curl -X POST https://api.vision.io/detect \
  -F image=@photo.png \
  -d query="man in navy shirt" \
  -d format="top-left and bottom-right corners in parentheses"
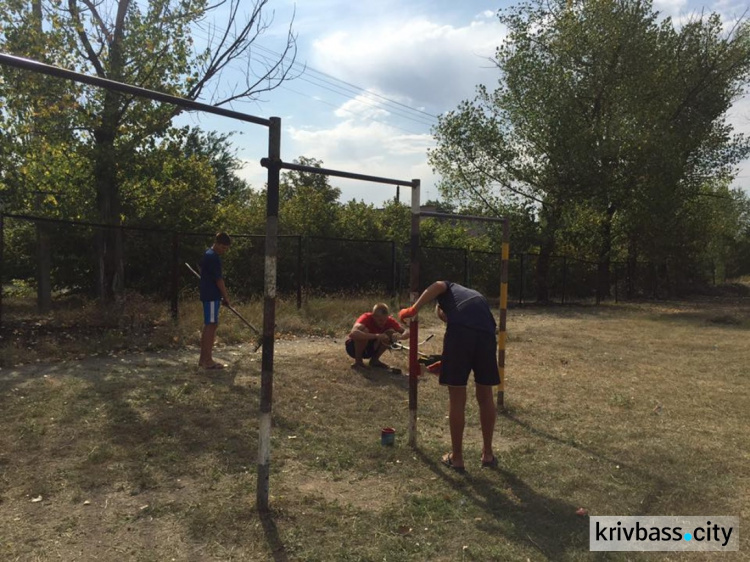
top-left (199, 232), bottom-right (232, 369)
top-left (400, 281), bottom-right (500, 472)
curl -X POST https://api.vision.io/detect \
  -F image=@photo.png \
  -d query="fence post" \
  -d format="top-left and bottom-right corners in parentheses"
top-left (561, 256), bottom-right (567, 304)
top-left (497, 219), bottom-right (510, 411)
top-left (296, 235), bottom-right (303, 310)
top-left (519, 253), bottom-right (525, 305)
top-left (35, 215), bottom-right (52, 314)
top-left (170, 232), bottom-right (180, 320)
top-left (595, 260), bottom-right (601, 305)
top-left (390, 240), bottom-right (397, 297)
top-left (463, 249), bottom-right (469, 286)
top-left (614, 262), bottom-right (619, 303)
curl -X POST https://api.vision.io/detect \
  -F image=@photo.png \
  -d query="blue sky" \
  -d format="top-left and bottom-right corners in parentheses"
top-left (179, 0), bottom-right (750, 205)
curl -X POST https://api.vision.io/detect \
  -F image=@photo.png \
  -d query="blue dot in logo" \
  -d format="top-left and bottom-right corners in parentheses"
top-left (684, 533), bottom-right (693, 541)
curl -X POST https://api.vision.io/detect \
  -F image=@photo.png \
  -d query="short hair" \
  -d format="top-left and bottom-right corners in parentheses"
top-left (215, 232), bottom-right (231, 246)
top-left (372, 303), bottom-right (390, 316)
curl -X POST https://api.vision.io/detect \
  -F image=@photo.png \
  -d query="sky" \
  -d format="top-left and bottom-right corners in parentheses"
top-left (178, 0), bottom-right (750, 206)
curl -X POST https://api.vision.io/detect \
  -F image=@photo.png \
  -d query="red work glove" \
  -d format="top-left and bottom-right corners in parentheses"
top-left (426, 361), bottom-right (442, 375)
top-left (398, 306), bottom-right (418, 322)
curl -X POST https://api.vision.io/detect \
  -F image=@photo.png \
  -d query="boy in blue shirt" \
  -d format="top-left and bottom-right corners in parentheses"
top-left (199, 232), bottom-right (232, 369)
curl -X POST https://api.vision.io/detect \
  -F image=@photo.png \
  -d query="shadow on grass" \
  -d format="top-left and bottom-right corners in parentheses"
top-left (501, 410), bottom-right (672, 515)
top-left (261, 511), bottom-right (290, 562)
top-left (413, 446), bottom-right (587, 559)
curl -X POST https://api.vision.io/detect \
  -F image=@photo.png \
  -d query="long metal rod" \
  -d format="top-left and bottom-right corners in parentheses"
top-left (408, 180), bottom-right (421, 447)
top-left (257, 117), bottom-right (282, 512)
top-left (261, 158), bottom-right (414, 187)
top-left (0, 53), bottom-right (271, 127)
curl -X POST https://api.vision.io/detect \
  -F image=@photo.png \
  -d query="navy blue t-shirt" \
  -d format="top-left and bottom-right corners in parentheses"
top-left (199, 248), bottom-right (223, 301)
top-left (436, 281), bottom-right (496, 334)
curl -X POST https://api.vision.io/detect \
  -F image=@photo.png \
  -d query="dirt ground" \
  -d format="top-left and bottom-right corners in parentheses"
top-left (1, 298), bottom-right (749, 561)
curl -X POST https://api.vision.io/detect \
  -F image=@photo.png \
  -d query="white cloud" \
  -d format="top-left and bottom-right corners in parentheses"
top-left (334, 95), bottom-right (391, 121)
top-left (727, 94), bottom-right (750, 195)
top-left (654, 0), bottom-right (689, 18)
top-left (310, 16), bottom-right (506, 113)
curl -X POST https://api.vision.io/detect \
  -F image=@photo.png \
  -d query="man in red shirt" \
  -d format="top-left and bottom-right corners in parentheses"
top-left (346, 303), bottom-right (408, 369)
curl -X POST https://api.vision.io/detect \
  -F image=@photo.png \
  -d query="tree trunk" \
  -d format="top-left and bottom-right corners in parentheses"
top-left (94, 91), bottom-right (124, 301)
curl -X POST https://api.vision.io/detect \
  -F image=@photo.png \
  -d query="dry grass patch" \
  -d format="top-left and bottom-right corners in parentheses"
top-left (0, 293), bottom-right (748, 560)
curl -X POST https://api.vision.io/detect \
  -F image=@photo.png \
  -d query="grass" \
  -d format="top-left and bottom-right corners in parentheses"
top-left (0, 291), bottom-right (748, 560)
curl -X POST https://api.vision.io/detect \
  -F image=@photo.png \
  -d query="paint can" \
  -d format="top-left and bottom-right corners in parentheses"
top-left (381, 427), bottom-right (395, 446)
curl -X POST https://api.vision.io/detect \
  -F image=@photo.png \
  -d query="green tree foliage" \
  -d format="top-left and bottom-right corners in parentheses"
top-left (0, 0), bottom-right (297, 300)
top-left (279, 157), bottom-right (341, 237)
top-left (430, 0), bottom-right (750, 299)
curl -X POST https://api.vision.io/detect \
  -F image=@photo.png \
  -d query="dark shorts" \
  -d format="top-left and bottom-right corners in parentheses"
top-left (439, 324), bottom-right (500, 387)
top-left (345, 339), bottom-right (377, 359)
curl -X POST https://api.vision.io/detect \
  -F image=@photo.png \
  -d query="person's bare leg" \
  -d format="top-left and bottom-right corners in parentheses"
top-left (352, 338), bottom-right (368, 367)
top-left (447, 386), bottom-right (467, 467)
top-left (199, 323), bottom-right (218, 366)
top-left (476, 384), bottom-right (497, 463)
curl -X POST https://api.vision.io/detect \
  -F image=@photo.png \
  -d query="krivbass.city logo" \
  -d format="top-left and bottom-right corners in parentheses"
top-left (589, 516), bottom-right (739, 552)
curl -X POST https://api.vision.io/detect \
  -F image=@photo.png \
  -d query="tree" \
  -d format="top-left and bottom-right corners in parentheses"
top-left (279, 157), bottom-right (341, 237)
top-left (1, 0), bottom-right (297, 300)
top-left (430, 0), bottom-right (750, 300)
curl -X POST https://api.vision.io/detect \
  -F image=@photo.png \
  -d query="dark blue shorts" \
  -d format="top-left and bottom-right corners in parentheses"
top-left (345, 339), bottom-right (378, 359)
top-left (439, 324), bottom-right (500, 387)
top-left (202, 300), bottom-right (221, 325)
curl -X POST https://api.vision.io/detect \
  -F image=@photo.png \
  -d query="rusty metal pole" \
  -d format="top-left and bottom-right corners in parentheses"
top-left (257, 117), bottom-right (281, 512)
top-left (408, 179), bottom-right (421, 447)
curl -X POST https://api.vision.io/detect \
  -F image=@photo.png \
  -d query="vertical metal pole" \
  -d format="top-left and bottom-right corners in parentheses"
top-left (561, 256), bottom-right (567, 304)
top-left (408, 179), bottom-right (421, 447)
top-left (0, 214), bottom-right (4, 327)
top-left (257, 117), bottom-right (281, 512)
top-left (497, 219), bottom-right (509, 411)
top-left (296, 235), bottom-right (302, 310)
top-left (519, 253), bottom-right (525, 305)
top-left (170, 232), bottom-right (179, 320)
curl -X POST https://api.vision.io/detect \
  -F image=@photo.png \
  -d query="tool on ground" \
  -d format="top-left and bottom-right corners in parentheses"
top-left (185, 262), bottom-right (263, 352)
top-left (389, 333), bottom-right (434, 358)
top-left (389, 334), bottom-right (440, 374)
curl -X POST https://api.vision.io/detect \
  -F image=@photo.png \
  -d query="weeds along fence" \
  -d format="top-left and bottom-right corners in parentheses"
top-left (0, 213), bottom-right (722, 325)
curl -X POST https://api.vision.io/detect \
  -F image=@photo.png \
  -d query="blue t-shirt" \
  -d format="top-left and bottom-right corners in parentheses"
top-left (436, 281), bottom-right (496, 334)
top-left (199, 248), bottom-right (223, 301)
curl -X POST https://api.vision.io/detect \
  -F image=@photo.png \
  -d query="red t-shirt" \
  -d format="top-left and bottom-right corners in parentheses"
top-left (355, 312), bottom-right (401, 334)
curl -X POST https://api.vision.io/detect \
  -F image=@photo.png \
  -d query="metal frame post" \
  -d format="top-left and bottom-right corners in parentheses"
top-left (408, 180), bottom-right (421, 447)
top-left (257, 117), bottom-right (281, 512)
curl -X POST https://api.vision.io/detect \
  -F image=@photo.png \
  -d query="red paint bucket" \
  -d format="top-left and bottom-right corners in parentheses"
top-left (381, 427), bottom-right (395, 446)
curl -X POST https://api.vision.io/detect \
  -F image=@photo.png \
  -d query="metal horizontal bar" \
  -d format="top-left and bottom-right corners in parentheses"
top-left (261, 158), bottom-right (414, 187)
top-left (420, 211), bottom-right (508, 223)
top-left (0, 53), bottom-right (271, 127)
